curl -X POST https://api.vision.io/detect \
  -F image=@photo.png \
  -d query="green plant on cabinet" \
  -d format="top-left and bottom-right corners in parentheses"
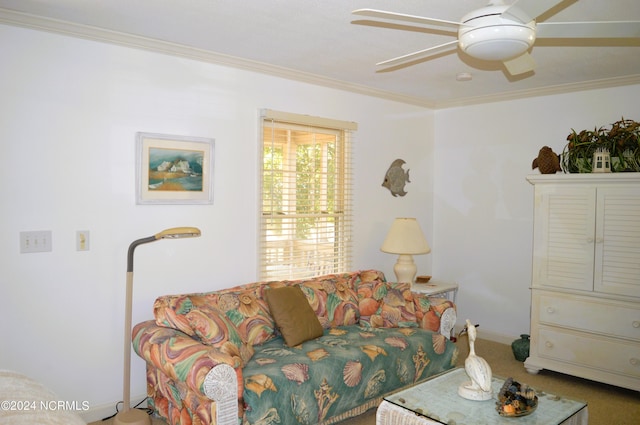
top-left (561, 118), bottom-right (640, 173)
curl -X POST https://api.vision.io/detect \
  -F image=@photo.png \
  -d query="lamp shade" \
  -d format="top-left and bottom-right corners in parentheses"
top-left (380, 218), bottom-right (431, 255)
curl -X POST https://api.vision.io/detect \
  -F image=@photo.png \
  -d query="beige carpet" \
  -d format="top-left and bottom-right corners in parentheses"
top-left (92, 338), bottom-right (639, 425)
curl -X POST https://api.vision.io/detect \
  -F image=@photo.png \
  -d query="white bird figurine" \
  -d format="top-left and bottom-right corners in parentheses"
top-left (458, 319), bottom-right (493, 401)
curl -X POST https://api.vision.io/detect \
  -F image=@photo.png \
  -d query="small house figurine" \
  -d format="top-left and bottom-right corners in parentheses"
top-left (592, 147), bottom-right (611, 173)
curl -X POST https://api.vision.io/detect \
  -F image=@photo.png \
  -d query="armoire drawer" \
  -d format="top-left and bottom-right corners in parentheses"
top-left (535, 293), bottom-right (640, 341)
top-left (536, 326), bottom-right (640, 377)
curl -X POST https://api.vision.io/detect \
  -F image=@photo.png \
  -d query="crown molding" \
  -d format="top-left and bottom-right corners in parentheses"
top-left (434, 74), bottom-right (640, 109)
top-left (0, 8), bottom-right (435, 108)
top-left (1, 7), bottom-right (638, 110)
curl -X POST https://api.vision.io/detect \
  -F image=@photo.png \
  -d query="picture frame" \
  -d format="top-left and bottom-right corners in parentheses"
top-left (136, 132), bottom-right (215, 204)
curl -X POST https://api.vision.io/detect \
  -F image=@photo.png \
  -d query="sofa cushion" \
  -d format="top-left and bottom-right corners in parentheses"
top-left (242, 325), bottom-right (457, 425)
top-left (153, 294), bottom-right (198, 337)
top-left (264, 285), bottom-right (324, 347)
top-left (296, 271), bottom-right (369, 329)
top-left (414, 296), bottom-right (456, 332)
top-left (209, 288), bottom-right (276, 346)
top-left (358, 281), bottom-right (417, 328)
top-left (185, 301), bottom-right (255, 363)
top-left (152, 294), bottom-right (254, 363)
top-left (151, 270), bottom-right (388, 351)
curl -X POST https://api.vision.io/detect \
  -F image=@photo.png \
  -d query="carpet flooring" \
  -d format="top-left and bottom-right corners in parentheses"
top-left (91, 338), bottom-right (639, 425)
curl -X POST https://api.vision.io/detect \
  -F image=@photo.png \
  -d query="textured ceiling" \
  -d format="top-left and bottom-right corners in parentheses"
top-left (1, 0), bottom-right (639, 108)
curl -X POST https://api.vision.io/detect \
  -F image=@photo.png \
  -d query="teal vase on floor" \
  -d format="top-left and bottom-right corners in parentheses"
top-left (511, 334), bottom-right (530, 362)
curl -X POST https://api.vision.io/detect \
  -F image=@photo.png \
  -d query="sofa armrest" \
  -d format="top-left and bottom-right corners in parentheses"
top-left (132, 320), bottom-right (243, 401)
top-left (412, 294), bottom-right (457, 337)
top-left (203, 364), bottom-right (239, 424)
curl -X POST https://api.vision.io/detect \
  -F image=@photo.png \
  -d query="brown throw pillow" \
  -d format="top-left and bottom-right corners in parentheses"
top-left (264, 285), bottom-right (324, 347)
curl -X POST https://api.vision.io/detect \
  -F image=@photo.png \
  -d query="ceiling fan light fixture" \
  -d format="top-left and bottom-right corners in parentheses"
top-left (458, 3), bottom-right (536, 62)
top-left (459, 23), bottom-right (536, 61)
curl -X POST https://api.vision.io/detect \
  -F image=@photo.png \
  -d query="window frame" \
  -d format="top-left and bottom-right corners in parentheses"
top-left (258, 109), bottom-right (356, 281)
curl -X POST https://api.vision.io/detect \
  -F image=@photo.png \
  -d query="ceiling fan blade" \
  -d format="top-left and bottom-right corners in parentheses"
top-left (351, 19), bottom-right (458, 37)
top-left (502, 0), bottom-right (564, 24)
top-left (352, 9), bottom-right (465, 29)
top-left (376, 40), bottom-right (459, 69)
top-left (503, 52), bottom-right (536, 76)
top-left (537, 21), bottom-right (640, 38)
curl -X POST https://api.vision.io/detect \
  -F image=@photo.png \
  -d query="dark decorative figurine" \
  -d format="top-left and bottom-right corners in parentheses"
top-left (532, 146), bottom-right (561, 174)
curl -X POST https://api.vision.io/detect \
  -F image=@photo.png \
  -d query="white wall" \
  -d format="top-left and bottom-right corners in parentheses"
top-left (0, 25), bottom-right (435, 421)
top-left (433, 84), bottom-right (640, 342)
top-left (3, 22), bottom-right (639, 422)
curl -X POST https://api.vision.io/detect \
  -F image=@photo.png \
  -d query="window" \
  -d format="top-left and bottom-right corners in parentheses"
top-left (259, 109), bottom-right (356, 281)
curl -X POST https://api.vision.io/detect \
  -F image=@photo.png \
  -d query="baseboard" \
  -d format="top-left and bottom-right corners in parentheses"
top-left (452, 324), bottom-right (516, 346)
top-left (79, 395), bottom-right (148, 424)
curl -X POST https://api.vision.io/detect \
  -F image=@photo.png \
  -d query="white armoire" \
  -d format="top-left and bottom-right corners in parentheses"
top-left (525, 174), bottom-right (640, 391)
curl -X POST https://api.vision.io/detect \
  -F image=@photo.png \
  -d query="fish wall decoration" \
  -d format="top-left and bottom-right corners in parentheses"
top-left (382, 159), bottom-right (410, 197)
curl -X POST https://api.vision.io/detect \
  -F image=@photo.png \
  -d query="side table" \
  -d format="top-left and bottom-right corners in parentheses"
top-left (412, 279), bottom-right (458, 304)
top-left (412, 280), bottom-right (459, 340)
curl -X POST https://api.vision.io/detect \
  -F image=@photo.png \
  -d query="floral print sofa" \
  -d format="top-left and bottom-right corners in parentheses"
top-left (132, 270), bottom-right (458, 425)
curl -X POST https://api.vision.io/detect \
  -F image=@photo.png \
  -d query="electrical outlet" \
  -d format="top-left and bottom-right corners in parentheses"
top-left (76, 230), bottom-right (90, 251)
top-left (20, 231), bottom-right (52, 253)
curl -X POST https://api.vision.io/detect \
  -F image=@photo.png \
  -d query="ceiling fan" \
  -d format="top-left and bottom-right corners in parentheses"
top-left (352, 0), bottom-right (640, 76)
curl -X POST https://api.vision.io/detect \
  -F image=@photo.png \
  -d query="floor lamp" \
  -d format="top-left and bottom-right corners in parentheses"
top-left (114, 227), bottom-right (201, 425)
top-left (380, 218), bottom-right (430, 285)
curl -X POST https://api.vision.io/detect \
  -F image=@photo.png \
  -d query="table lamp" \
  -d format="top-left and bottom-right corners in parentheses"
top-left (380, 218), bottom-right (430, 284)
top-left (114, 227), bottom-right (201, 425)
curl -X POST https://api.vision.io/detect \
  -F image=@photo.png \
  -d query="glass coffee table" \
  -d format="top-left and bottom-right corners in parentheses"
top-left (378, 368), bottom-right (588, 425)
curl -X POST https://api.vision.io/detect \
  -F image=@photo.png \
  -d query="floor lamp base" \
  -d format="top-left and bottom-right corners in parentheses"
top-left (113, 408), bottom-right (151, 425)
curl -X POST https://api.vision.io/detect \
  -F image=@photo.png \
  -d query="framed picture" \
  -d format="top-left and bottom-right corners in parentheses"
top-left (136, 132), bottom-right (215, 204)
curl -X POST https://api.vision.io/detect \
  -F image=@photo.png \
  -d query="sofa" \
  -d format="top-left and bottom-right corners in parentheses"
top-left (132, 270), bottom-right (458, 425)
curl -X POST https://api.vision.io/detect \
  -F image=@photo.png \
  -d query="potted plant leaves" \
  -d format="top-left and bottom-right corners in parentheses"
top-left (560, 118), bottom-right (640, 173)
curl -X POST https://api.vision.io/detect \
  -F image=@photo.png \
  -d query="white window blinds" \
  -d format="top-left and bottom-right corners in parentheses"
top-left (259, 109), bottom-right (356, 281)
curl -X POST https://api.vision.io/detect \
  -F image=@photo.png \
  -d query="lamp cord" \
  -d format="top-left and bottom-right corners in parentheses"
top-left (101, 397), bottom-right (151, 421)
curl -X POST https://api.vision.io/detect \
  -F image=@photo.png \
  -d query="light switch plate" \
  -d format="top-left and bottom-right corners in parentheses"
top-left (76, 230), bottom-right (90, 251)
top-left (20, 231), bottom-right (52, 253)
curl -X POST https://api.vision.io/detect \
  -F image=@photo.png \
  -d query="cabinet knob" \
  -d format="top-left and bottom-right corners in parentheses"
top-left (546, 307), bottom-right (555, 314)
top-left (587, 237), bottom-right (594, 243)
top-left (633, 321), bottom-right (640, 329)
top-left (545, 341), bottom-right (553, 348)
top-left (630, 358), bottom-right (639, 366)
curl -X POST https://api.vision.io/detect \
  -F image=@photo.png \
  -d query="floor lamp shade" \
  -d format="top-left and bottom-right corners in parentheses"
top-left (114, 227), bottom-right (201, 425)
top-left (380, 218), bottom-right (430, 283)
